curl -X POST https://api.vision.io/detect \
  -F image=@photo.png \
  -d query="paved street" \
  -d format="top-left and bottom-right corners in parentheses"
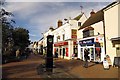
top-left (1, 53), bottom-right (119, 79)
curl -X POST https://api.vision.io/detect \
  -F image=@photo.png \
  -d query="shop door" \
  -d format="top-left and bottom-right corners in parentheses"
top-left (60, 48), bottom-right (62, 56)
top-left (63, 48), bottom-right (65, 59)
top-left (81, 46), bottom-right (95, 61)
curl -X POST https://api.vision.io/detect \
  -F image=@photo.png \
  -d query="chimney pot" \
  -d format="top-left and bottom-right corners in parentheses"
top-left (58, 20), bottom-right (62, 28)
top-left (90, 9), bottom-right (95, 16)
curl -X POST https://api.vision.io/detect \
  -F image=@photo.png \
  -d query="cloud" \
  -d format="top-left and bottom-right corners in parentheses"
top-left (29, 33), bottom-right (37, 37)
top-left (4, 2), bottom-right (112, 42)
top-left (5, 0), bottom-right (115, 2)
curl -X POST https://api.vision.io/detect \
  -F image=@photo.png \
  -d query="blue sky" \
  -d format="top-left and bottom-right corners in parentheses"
top-left (4, 0), bottom-right (115, 42)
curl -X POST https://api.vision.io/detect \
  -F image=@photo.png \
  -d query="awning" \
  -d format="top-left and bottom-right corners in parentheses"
top-left (79, 10), bottom-right (104, 30)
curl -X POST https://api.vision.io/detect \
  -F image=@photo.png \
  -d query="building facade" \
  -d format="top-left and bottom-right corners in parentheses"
top-left (78, 10), bottom-right (105, 62)
top-left (51, 20), bottom-right (78, 59)
top-left (103, 1), bottom-right (120, 65)
top-left (78, 1), bottom-right (120, 65)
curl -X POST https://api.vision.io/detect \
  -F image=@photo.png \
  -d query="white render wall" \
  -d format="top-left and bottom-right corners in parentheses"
top-left (52, 20), bottom-right (78, 43)
top-left (104, 2), bottom-right (119, 65)
top-left (104, 4), bottom-right (119, 39)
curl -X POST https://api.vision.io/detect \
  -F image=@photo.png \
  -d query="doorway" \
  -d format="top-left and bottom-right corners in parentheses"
top-left (80, 46), bottom-right (95, 61)
top-left (116, 47), bottom-right (120, 57)
top-left (63, 48), bottom-right (65, 59)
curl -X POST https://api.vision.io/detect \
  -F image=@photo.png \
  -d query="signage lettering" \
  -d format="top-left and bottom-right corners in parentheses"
top-left (79, 38), bottom-right (94, 45)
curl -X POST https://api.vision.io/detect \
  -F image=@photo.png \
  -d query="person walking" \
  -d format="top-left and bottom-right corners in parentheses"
top-left (16, 49), bottom-right (20, 61)
top-left (84, 48), bottom-right (90, 68)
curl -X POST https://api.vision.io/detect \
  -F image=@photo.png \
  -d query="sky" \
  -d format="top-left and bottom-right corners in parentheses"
top-left (3, 0), bottom-right (116, 42)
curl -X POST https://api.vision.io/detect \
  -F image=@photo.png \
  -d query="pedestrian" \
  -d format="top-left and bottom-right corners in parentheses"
top-left (55, 52), bottom-right (58, 58)
top-left (84, 48), bottom-right (90, 68)
top-left (16, 49), bottom-right (20, 60)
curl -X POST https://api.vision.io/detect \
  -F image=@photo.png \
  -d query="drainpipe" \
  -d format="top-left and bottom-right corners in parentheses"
top-left (103, 20), bottom-right (106, 54)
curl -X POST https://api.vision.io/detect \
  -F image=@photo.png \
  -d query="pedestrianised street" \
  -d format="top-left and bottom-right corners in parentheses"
top-left (2, 53), bottom-right (119, 79)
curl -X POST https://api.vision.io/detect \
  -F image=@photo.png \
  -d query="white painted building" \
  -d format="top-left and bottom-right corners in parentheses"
top-left (51, 13), bottom-right (87, 59)
top-left (78, 10), bottom-right (105, 62)
top-left (103, 1), bottom-right (120, 65)
top-left (78, 1), bottom-right (120, 65)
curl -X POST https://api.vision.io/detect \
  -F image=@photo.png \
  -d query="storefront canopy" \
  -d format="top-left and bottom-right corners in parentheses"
top-left (79, 10), bottom-right (104, 30)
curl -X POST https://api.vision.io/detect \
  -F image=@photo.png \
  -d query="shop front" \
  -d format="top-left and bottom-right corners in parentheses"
top-left (54, 40), bottom-right (77, 59)
top-left (54, 41), bottom-right (69, 59)
top-left (78, 36), bottom-right (105, 62)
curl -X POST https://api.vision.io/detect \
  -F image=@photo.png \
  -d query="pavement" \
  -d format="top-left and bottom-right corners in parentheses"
top-left (1, 53), bottom-right (120, 79)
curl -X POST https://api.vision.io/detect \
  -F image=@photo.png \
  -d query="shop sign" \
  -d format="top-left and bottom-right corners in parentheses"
top-left (79, 38), bottom-right (95, 45)
top-left (54, 42), bottom-right (68, 47)
top-left (73, 41), bottom-right (77, 45)
top-left (71, 29), bottom-right (77, 38)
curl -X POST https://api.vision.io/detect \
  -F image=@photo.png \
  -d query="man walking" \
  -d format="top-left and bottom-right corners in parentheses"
top-left (84, 48), bottom-right (89, 68)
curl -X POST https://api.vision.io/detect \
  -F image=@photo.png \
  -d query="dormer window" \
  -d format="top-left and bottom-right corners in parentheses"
top-left (78, 22), bottom-right (81, 26)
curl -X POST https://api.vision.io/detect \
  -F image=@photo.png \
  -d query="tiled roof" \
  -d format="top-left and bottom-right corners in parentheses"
top-left (79, 1), bottom-right (119, 30)
top-left (79, 10), bottom-right (104, 30)
top-left (73, 12), bottom-right (84, 21)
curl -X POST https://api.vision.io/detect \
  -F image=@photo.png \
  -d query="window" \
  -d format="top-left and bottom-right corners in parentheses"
top-left (90, 30), bottom-right (94, 36)
top-left (83, 30), bottom-right (89, 38)
top-left (83, 27), bottom-right (94, 38)
top-left (63, 34), bottom-right (65, 40)
top-left (78, 22), bottom-right (81, 26)
top-left (57, 36), bottom-right (60, 42)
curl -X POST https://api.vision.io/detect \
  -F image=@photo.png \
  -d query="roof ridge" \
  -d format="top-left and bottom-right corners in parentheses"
top-left (73, 12), bottom-right (84, 21)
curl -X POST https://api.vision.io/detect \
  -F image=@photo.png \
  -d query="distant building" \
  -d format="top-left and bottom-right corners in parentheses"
top-left (38, 38), bottom-right (44, 54)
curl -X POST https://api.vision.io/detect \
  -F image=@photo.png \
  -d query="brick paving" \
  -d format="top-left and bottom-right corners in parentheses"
top-left (1, 53), bottom-right (119, 79)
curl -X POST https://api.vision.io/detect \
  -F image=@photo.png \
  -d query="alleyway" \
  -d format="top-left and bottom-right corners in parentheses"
top-left (1, 53), bottom-right (119, 79)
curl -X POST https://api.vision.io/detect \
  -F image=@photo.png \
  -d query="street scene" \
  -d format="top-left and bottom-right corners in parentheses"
top-left (0, 0), bottom-right (120, 80)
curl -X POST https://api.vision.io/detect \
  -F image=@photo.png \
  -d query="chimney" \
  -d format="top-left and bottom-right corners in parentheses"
top-left (58, 20), bottom-right (62, 28)
top-left (90, 9), bottom-right (95, 16)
